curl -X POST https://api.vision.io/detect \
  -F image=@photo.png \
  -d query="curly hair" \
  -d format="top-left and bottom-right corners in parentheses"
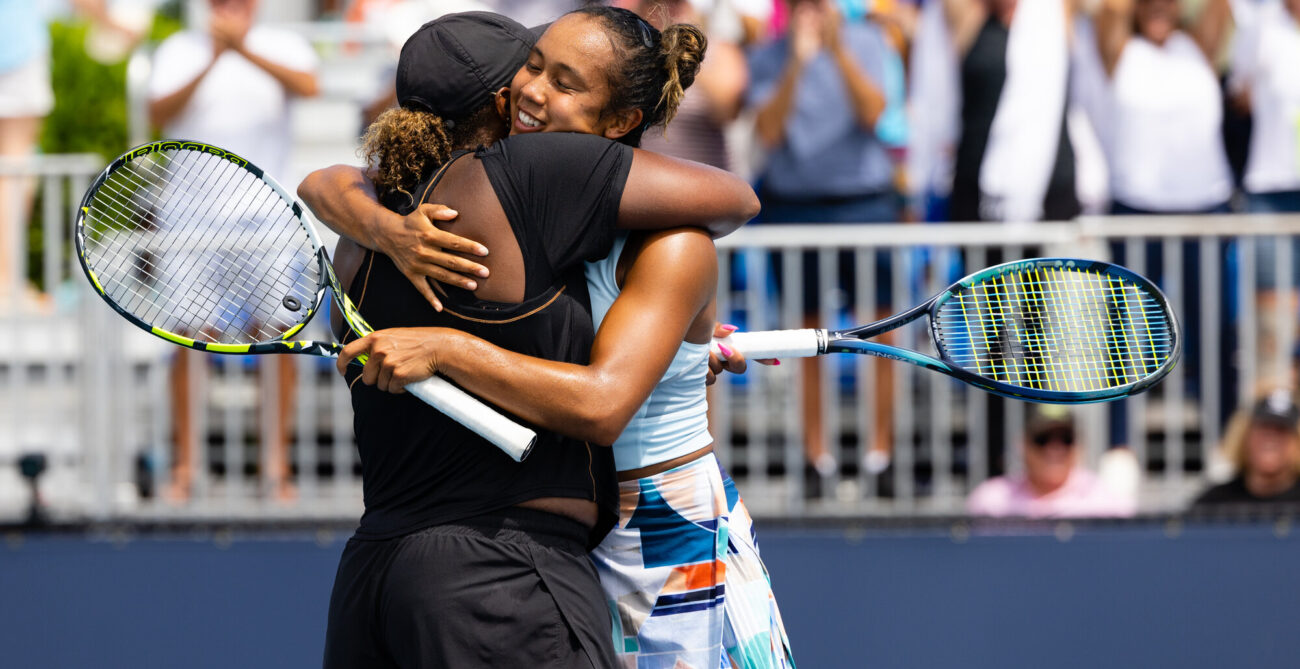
top-left (359, 107), bottom-right (454, 203)
top-left (359, 103), bottom-right (508, 205)
top-left (569, 6), bottom-right (707, 146)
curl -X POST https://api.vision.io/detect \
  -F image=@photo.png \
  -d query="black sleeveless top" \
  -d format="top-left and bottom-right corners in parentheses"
top-left (343, 133), bottom-right (633, 546)
top-left (949, 17), bottom-right (1079, 222)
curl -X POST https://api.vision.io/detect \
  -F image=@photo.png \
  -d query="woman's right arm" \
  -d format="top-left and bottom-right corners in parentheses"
top-left (617, 149), bottom-right (760, 238)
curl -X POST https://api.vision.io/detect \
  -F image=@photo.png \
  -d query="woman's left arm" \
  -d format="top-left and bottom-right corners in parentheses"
top-left (339, 229), bottom-right (718, 446)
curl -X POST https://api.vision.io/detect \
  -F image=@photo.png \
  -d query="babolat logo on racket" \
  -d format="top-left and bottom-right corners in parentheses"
top-left (124, 140), bottom-right (249, 168)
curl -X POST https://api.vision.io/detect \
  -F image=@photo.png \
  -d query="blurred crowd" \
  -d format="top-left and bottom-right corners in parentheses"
top-left (4, 0), bottom-right (1300, 515)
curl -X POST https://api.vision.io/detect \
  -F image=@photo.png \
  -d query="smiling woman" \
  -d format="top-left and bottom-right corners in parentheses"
top-left (509, 8), bottom-right (705, 147)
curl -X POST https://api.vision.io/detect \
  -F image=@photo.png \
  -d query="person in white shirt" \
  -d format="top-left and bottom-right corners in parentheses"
top-left (147, 0), bottom-right (318, 501)
top-left (1231, 0), bottom-right (1300, 211)
top-left (1094, 0), bottom-right (1234, 215)
top-left (1230, 0), bottom-right (1300, 315)
top-left (1093, 0), bottom-right (1234, 449)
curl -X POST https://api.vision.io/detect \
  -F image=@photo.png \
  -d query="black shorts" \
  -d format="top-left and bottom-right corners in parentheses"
top-left (323, 507), bottom-right (618, 669)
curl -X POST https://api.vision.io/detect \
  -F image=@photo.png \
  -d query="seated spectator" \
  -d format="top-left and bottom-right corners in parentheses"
top-left (1193, 388), bottom-right (1300, 508)
top-left (967, 405), bottom-right (1136, 518)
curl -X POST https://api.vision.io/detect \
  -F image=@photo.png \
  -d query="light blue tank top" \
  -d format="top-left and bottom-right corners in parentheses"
top-left (585, 235), bottom-right (713, 471)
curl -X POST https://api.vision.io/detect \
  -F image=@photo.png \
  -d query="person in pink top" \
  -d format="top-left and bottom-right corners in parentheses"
top-left (966, 405), bottom-right (1136, 518)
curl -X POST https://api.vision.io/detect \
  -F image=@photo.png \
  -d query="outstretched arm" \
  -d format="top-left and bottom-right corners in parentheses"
top-left (339, 228), bottom-right (718, 445)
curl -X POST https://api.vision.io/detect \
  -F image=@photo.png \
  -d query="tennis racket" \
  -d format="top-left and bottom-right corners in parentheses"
top-left (74, 140), bottom-right (538, 460)
top-left (713, 258), bottom-right (1180, 403)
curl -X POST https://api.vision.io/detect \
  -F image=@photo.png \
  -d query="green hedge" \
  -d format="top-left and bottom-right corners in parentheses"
top-left (28, 7), bottom-right (182, 289)
top-left (40, 6), bottom-right (183, 159)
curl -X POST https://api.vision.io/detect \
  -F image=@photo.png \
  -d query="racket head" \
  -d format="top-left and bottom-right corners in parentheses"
top-left (927, 258), bottom-right (1180, 403)
top-left (75, 140), bottom-right (333, 356)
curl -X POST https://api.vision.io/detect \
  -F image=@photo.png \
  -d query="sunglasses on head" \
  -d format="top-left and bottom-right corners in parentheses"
top-left (1030, 430), bottom-right (1075, 447)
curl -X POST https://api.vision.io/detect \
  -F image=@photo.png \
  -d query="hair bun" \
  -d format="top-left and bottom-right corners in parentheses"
top-left (657, 23), bottom-right (707, 128)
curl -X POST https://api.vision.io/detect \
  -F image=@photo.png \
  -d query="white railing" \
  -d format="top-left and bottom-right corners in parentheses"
top-left (2, 159), bottom-right (1297, 523)
top-left (712, 215), bottom-right (1300, 516)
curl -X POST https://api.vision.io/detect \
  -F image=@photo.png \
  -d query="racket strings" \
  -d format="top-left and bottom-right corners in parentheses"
top-left (88, 155), bottom-right (293, 340)
top-left (93, 157), bottom-right (275, 328)
top-left (932, 267), bottom-right (1175, 392)
top-left (80, 148), bottom-right (321, 345)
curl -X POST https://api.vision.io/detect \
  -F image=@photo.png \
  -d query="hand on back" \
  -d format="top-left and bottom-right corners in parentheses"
top-left (375, 203), bottom-right (490, 311)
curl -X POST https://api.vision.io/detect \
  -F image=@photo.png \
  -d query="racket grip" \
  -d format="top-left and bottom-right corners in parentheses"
top-left (712, 329), bottom-right (823, 360)
top-left (404, 376), bottom-right (538, 461)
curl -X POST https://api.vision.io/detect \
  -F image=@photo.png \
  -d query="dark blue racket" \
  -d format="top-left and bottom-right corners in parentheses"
top-left (713, 258), bottom-right (1180, 403)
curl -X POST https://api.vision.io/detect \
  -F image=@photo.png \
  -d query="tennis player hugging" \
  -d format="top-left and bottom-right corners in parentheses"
top-left (299, 8), bottom-right (794, 669)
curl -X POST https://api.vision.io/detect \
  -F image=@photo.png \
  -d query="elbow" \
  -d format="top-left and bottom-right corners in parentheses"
top-left (297, 77), bottom-right (321, 98)
top-left (570, 399), bottom-right (636, 446)
top-left (585, 421), bottom-right (628, 448)
top-left (296, 168), bottom-right (325, 205)
top-left (741, 186), bottom-right (761, 222)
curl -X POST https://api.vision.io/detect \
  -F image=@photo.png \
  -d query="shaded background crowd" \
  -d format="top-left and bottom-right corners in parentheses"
top-left (3, 3), bottom-right (1300, 667)
top-left (2, 0), bottom-right (1300, 522)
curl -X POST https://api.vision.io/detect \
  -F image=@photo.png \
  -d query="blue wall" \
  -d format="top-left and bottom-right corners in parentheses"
top-left (2, 520), bottom-right (1297, 668)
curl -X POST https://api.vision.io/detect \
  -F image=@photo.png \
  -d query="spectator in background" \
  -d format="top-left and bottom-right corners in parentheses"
top-left (0, 1), bottom-right (55, 312)
top-left (747, 0), bottom-right (901, 482)
top-left (1094, 0), bottom-right (1233, 217)
top-left (967, 405), bottom-right (1137, 518)
top-left (1193, 388), bottom-right (1300, 508)
top-left (147, 0), bottom-right (319, 500)
top-left (629, 0), bottom-right (748, 170)
top-left (1094, 0), bottom-right (1233, 447)
top-left (944, 0), bottom-right (1078, 225)
top-left (1230, 0), bottom-right (1300, 217)
top-left (1228, 0), bottom-right (1300, 362)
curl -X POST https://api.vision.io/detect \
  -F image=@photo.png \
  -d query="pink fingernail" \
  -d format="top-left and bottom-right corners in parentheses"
top-left (721, 324), bottom-right (738, 332)
top-left (772, 359), bottom-right (781, 366)
top-left (718, 344), bottom-right (734, 358)
top-left (465, 281), bottom-right (477, 290)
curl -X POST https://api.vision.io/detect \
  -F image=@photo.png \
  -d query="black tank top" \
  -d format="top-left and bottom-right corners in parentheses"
top-left (343, 133), bottom-right (633, 545)
top-left (949, 17), bottom-right (1079, 222)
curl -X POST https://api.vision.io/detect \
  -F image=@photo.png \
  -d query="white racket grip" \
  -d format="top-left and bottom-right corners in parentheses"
top-left (404, 375), bottom-right (538, 462)
top-left (711, 329), bottom-right (823, 360)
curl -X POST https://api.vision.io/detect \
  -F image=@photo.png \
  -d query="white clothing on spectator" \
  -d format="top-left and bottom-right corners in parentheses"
top-left (905, 0), bottom-right (960, 201)
top-left (0, 56), bottom-right (53, 119)
top-left (147, 26), bottom-right (317, 179)
top-left (979, 0), bottom-right (1070, 222)
top-left (1107, 32), bottom-right (1232, 211)
top-left (1231, 2), bottom-right (1300, 194)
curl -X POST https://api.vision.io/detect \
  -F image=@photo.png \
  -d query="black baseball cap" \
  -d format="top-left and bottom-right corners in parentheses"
top-left (1251, 389), bottom-right (1300, 430)
top-left (395, 11), bottom-right (537, 121)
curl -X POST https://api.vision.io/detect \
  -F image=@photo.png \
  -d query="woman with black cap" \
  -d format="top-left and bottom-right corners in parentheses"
top-left (317, 7), bottom-right (795, 668)
top-left (309, 10), bottom-right (760, 669)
